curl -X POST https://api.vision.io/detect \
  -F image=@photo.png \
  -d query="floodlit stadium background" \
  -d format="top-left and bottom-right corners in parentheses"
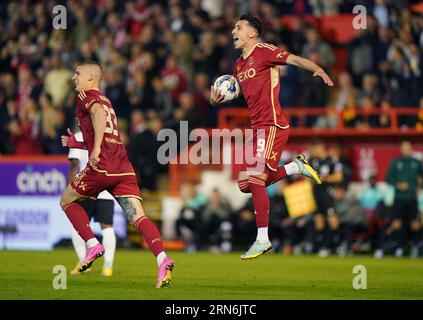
top-left (1, 0), bottom-right (423, 260)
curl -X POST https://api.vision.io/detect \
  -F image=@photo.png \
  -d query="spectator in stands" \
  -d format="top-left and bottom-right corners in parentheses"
top-left (0, 91), bottom-right (13, 154)
top-left (309, 0), bottom-right (342, 16)
top-left (104, 67), bottom-right (130, 122)
top-left (127, 110), bottom-right (160, 191)
top-left (386, 140), bottom-right (423, 258)
top-left (308, 140), bottom-right (344, 257)
top-left (373, 0), bottom-right (391, 28)
top-left (378, 99), bottom-right (393, 128)
top-left (9, 98), bottom-right (42, 154)
top-left (151, 77), bottom-right (173, 122)
top-left (269, 179), bottom-right (314, 255)
top-left (359, 174), bottom-right (387, 257)
top-left (302, 27), bottom-right (335, 70)
top-left (175, 182), bottom-right (209, 251)
top-left (43, 55), bottom-right (72, 108)
top-left (202, 188), bottom-right (233, 251)
top-left (230, 197), bottom-right (256, 251)
top-left (328, 143), bottom-right (352, 188)
top-left (193, 31), bottom-right (222, 80)
top-left (127, 70), bottom-right (152, 112)
top-left (192, 72), bottom-right (214, 124)
top-left (160, 54), bottom-right (189, 105)
top-left (415, 97), bottom-right (423, 130)
top-left (348, 30), bottom-right (376, 86)
top-left (342, 95), bottom-right (359, 128)
top-left (357, 96), bottom-right (380, 129)
top-left (332, 183), bottom-right (369, 256)
top-left (358, 73), bottom-right (380, 107)
top-left (172, 91), bottom-right (203, 133)
top-left (328, 71), bottom-right (358, 112)
top-left (39, 93), bottom-right (56, 154)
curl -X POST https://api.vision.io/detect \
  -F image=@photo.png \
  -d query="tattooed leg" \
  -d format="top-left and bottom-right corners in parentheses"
top-left (116, 197), bottom-right (145, 225)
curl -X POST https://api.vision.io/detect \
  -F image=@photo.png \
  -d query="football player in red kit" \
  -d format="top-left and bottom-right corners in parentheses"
top-left (210, 15), bottom-right (334, 260)
top-left (60, 62), bottom-right (174, 288)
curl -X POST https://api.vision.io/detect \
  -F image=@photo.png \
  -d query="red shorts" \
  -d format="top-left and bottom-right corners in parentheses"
top-left (238, 126), bottom-right (290, 174)
top-left (71, 166), bottom-right (142, 200)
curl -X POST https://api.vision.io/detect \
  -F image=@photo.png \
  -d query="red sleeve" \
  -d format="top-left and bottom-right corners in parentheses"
top-left (77, 91), bottom-right (99, 112)
top-left (260, 44), bottom-right (291, 66)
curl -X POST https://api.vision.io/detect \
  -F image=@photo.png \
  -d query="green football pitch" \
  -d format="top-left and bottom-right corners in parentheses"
top-left (1, 249), bottom-right (422, 300)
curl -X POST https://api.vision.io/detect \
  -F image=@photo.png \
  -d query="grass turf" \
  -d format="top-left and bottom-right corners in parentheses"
top-left (0, 249), bottom-right (422, 300)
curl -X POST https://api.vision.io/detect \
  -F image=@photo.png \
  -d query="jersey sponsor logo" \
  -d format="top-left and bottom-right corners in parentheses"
top-left (237, 68), bottom-right (256, 83)
top-left (105, 137), bottom-right (123, 144)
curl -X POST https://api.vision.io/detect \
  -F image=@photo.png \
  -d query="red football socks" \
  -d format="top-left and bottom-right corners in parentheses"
top-left (133, 216), bottom-right (164, 257)
top-left (62, 202), bottom-right (95, 242)
top-left (248, 176), bottom-right (270, 228)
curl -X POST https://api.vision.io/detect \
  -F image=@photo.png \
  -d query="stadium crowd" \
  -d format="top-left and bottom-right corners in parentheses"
top-left (0, 0), bottom-right (423, 257)
top-left (1, 0), bottom-right (423, 155)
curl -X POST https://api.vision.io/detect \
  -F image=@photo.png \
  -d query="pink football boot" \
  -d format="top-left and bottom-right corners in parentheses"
top-left (78, 243), bottom-right (105, 272)
top-left (156, 257), bottom-right (174, 288)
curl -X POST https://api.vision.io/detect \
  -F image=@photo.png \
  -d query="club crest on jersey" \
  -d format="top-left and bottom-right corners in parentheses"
top-left (248, 57), bottom-right (254, 66)
top-left (237, 68), bottom-right (256, 83)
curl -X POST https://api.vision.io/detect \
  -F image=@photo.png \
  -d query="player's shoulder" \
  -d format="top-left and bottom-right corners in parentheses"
top-left (77, 89), bottom-right (100, 101)
top-left (256, 42), bottom-right (279, 52)
top-left (76, 89), bottom-right (105, 109)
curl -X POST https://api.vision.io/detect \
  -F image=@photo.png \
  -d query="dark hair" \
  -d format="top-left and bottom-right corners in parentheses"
top-left (239, 14), bottom-right (262, 37)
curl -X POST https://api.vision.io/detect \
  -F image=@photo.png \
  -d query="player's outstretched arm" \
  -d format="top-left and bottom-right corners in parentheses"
top-left (210, 86), bottom-right (226, 105)
top-left (90, 103), bottom-right (108, 166)
top-left (286, 54), bottom-right (334, 86)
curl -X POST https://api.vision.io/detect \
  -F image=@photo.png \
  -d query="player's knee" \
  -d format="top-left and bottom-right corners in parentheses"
top-left (238, 179), bottom-right (251, 193)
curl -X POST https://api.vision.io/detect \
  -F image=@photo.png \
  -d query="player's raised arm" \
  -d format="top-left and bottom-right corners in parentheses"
top-left (90, 103), bottom-right (107, 166)
top-left (286, 54), bottom-right (334, 86)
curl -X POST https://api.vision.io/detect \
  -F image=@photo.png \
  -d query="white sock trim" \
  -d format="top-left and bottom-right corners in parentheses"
top-left (256, 227), bottom-right (270, 243)
top-left (156, 251), bottom-right (167, 267)
top-left (284, 161), bottom-right (300, 175)
top-left (102, 227), bottom-right (116, 268)
top-left (71, 228), bottom-right (86, 263)
top-left (86, 238), bottom-right (99, 249)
